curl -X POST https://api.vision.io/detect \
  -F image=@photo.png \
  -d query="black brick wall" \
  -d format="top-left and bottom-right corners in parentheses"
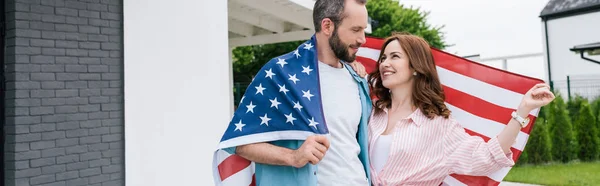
top-left (3, 0), bottom-right (124, 185)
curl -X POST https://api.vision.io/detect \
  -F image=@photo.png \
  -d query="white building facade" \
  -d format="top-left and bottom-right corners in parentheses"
top-left (3, 0), bottom-right (318, 185)
top-left (540, 0), bottom-right (600, 99)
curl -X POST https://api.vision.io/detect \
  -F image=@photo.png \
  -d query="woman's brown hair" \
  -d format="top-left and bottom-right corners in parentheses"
top-left (368, 33), bottom-right (450, 119)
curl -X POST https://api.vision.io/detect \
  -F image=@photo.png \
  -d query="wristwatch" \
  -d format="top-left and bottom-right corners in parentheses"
top-left (511, 111), bottom-right (530, 128)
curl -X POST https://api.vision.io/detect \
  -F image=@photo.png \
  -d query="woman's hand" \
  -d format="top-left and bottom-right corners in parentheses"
top-left (349, 61), bottom-right (367, 78)
top-left (517, 83), bottom-right (555, 114)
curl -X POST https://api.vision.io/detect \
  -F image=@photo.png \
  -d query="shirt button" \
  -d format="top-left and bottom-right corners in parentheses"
top-left (313, 171), bottom-right (316, 175)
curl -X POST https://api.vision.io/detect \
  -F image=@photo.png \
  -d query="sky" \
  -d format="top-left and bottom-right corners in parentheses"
top-left (398, 0), bottom-right (550, 80)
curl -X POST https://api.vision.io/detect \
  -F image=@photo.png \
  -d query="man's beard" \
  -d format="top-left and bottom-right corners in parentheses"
top-left (329, 29), bottom-right (360, 63)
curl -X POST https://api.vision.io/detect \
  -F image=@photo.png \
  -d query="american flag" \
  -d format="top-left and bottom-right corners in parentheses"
top-left (213, 35), bottom-right (543, 186)
top-left (357, 37), bottom-right (543, 186)
top-left (213, 35), bottom-right (329, 186)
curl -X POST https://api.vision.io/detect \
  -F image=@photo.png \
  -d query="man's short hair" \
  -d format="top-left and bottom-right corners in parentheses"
top-left (312, 0), bottom-right (368, 32)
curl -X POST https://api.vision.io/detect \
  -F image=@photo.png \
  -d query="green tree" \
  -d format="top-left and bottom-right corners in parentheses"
top-left (567, 94), bottom-right (586, 125)
top-left (537, 106), bottom-right (546, 119)
top-left (548, 94), bottom-right (578, 163)
top-left (522, 118), bottom-right (552, 164)
top-left (366, 0), bottom-right (445, 48)
top-left (591, 97), bottom-right (600, 128)
top-left (516, 150), bottom-right (528, 166)
top-left (231, 0), bottom-right (446, 97)
top-left (574, 102), bottom-right (600, 161)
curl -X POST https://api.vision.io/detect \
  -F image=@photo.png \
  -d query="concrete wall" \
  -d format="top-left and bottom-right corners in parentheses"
top-left (4, 0), bottom-right (124, 185)
top-left (123, 0), bottom-right (232, 185)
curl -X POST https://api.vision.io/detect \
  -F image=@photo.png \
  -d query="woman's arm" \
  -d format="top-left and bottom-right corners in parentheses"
top-left (497, 83), bottom-right (554, 153)
top-left (445, 83), bottom-right (554, 175)
top-left (444, 119), bottom-right (515, 176)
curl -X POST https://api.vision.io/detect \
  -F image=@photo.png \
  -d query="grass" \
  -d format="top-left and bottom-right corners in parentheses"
top-left (504, 161), bottom-right (600, 186)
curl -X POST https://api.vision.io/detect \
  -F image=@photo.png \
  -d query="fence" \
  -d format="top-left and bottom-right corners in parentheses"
top-left (552, 75), bottom-right (600, 100)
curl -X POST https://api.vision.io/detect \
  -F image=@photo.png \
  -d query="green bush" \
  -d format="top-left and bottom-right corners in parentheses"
top-left (516, 150), bottom-right (528, 166)
top-left (537, 106), bottom-right (546, 120)
top-left (548, 94), bottom-right (578, 163)
top-left (567, 95), bottom-right (586, 125)
top-left (575, 102), bottom-right (600, 161)
top-left (523, 118), bottom-right (552, 164)
top-left (591, 97), bottom-right (600, 129)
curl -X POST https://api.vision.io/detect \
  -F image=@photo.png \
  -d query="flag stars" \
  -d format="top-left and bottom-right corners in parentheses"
top-left (255, 83), bottom-right (266, 95)
top-left (288, 74), bottom-right (300, 84)
top-left (302, 90), bottom-right (314, 101)
top-left (270, 97), bottom-right (281, 109)
top-left (234, 120), bottom-right (246, 132)
top-left (259, 114), bottom-right (271, 126)
top-left (278, 84), bottom-right (289, 95)
top-left (302, 66), bottom-right (313, 75)
top-left (294, 50), bottom-right (301, 58)
top-left (308, 117), bottom-right (319, 129)
top-left (246, 101), bottom-right (256, 113)
top-left (265, 68), bottom-right (276, 79)
top-left (276, 58), bottom-right (288, 68)
top-left (293, 101), bottom-right (303, 111)
top-left (285, 113), bottom-right (297, 125)
top-left (303, 43), bottom-right (313, 50)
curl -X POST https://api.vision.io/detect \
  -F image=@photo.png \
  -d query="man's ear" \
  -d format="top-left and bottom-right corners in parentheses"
top-left (321, 18), bottom-right (334, 36)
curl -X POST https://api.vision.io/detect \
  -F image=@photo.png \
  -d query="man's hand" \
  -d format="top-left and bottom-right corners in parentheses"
top-left (349, 61), bottom-right (367, 78)
top-left (289, 135), bottom-right (330, 168)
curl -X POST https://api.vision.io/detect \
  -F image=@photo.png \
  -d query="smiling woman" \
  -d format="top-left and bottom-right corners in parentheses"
top-left (362, 32), bottom-right (555, 186)
top-left (369, 32), bottom-right (449, 119)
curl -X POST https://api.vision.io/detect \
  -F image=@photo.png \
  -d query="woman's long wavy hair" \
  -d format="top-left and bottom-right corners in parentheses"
top-left (368, 33), bottom-right (451, 119)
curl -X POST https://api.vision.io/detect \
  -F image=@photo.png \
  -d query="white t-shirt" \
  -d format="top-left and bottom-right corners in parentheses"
top-left (316, 61), bottom-right (369, 186)
top-left (371, 134), bottom-right (392, 173)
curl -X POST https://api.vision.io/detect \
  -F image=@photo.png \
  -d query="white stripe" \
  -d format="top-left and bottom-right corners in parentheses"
top-left (357, 47), bottom-right (380, 62)
top-left (488, 167), bottom-right (512, 182)
top-left (446, 103), bottom-right (530, 151)
top-left (217, 130), bottom-right (321, 149)
top-left (221, 162), bottom-right (255, 186)
top-left (216, 149), bottom-right (233, 165)
top-left (437, 66), bottom-right (539, 117)
top-left (442, 176), bottom-right (468, 186)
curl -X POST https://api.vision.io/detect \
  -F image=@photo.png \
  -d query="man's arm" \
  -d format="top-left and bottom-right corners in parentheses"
top-left (235, 135), bottom-right (330, 168)
top-left (236, 142), bottom-right (295, 166)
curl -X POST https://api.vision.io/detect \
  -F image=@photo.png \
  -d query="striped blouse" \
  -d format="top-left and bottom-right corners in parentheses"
top-left (368, 108), bottom-right (515, 186)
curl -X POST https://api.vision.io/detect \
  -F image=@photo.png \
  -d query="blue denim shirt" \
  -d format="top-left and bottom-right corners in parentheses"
top-left (225, 63), bottom-right (372, 186)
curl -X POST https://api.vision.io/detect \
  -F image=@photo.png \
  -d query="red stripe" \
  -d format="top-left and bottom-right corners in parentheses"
top-left (250, 174), bottom-right (256, 186)
top-left (364, 36), bottom-right (385, 49)
top-left (464, 128), bottom-right (522, 162)
top-left (363, 37), bottom-right (544, 95)
top-left (218, 154), bottom-right (252, 181)
top-left (443, 85), bottom-right (535, 134)
top-left (356, 56), bottom-right (378, 74)
top-left (450, 174), bottom-right (500, 186)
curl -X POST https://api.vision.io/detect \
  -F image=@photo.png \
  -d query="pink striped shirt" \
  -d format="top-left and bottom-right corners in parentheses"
top-left (368, 108), bottom-right (515, 186)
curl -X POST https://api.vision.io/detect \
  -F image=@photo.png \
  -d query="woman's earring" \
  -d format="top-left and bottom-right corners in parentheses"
top-left (413, 72), bottom-right (417, 76)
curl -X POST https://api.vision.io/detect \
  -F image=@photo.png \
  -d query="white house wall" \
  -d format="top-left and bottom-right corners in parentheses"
top-left (545, 11), bottom-right (600, 82)
top-left (124, 0), bottom-right (232, 185)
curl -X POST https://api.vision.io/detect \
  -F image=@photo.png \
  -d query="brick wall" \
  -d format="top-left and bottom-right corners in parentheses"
top-left (4, 0), bottom-right (124, 185)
